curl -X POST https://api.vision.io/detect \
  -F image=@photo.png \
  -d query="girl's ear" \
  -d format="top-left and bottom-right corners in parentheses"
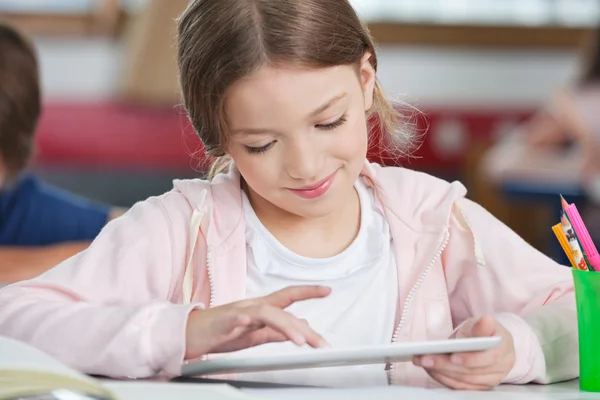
top-left (360, 52), bottom-right (376, 111)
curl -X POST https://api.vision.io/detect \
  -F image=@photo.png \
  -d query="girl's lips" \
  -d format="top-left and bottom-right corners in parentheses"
top-left (289, 170), bottom-right (338, 199)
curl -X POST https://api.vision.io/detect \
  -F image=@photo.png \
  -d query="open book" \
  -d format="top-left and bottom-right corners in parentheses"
top-left (0, 336), bottom-right (118, 400)
top-left (0, 336), bottom-right (256, 400)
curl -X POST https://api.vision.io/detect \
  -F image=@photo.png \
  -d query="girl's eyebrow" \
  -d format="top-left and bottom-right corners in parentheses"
top-left (232, 92), bottom-right (348, 136)
top-left (308, 92), bottom-right (347, 118)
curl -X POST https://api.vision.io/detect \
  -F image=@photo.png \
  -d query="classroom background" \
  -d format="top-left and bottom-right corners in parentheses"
top-left (2, 0), bottom-right (598, 263)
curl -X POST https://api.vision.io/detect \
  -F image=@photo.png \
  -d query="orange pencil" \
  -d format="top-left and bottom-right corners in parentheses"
top-left (560, 213), bottom-right (590, 271)
top-left (552, 223), bottom-right (577, 268)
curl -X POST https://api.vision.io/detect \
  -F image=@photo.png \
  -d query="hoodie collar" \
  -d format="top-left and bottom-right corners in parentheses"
top-left (177, 159), bottom-right (466, 251)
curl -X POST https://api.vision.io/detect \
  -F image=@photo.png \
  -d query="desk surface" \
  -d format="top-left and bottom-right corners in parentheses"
top-left (481, 135), bottom-right (585, 189)
top-left (102, 379), bottom-right (591, 400)
top-left (443, 379), bottom-right (590, 399)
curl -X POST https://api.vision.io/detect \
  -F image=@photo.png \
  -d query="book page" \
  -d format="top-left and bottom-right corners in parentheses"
top-left (0, 336), bottom-right (118, 399)
top-left (0, 336), bottom-right (94, 383)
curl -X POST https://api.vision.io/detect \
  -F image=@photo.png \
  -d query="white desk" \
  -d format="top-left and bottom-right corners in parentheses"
top-left (251, 380), bottom-right (593, 400)
top-left (441, 380), bottom-right (592, 399)
top-left (102, 379), bottom-right (592, 400)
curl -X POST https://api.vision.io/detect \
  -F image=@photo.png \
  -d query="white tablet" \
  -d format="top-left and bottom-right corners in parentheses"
top-left (181, 336), bottom-right (502, 377)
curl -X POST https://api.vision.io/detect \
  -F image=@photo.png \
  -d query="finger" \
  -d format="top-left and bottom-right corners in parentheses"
top-left (242, 309), bottom-right (319, 346)
top-left (414, 354), bottom-right (464, 373)
top-left (427, 370), bottom-right (495, 391)
top-left (435, 368), bottom-right (503, 388)
top-left (247, 304), bottom-right (328, 348)
top-left (469, 317), bottom-right (496, 337)
top-left (414, 352), bottom-right (501, 374)
top-left (247, 318), bottom-right (308, 331)
top-left (455, 316), bottom-right (482, 339)
top-left (210, 326), bottom-right (289, 353)
top-left (450, 350), bottom-right (497, 369)
top-left (426, 364), bottom-right (504, 389)
top-left (236, 326), bottom-right (289, 347)
top-left (264, 285), bottom-right (331, 309)
top-left (252, 327), bottom-right (289, 345)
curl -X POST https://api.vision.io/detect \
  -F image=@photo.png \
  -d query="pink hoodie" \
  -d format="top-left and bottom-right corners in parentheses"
top-left (0, 161), bottom-right (578, 385)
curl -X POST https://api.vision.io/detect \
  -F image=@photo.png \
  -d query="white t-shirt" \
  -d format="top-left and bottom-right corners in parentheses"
top-left (236, 179), bottom-right (398, 386)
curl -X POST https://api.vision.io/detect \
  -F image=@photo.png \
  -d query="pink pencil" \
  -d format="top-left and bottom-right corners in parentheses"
top-left (562, 196), bottom-right (600, 271)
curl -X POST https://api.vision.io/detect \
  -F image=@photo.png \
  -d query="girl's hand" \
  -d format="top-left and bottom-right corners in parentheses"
top-left (412, 316), bottom-right (516, 390)
top-left (185, 285), bottom-right (331, 360)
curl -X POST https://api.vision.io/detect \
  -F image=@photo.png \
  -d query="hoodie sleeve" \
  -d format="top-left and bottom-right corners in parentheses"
top-left (0, 195), bottom-right (201, 378)
top-left (442, 197), bottom-right (578, 384)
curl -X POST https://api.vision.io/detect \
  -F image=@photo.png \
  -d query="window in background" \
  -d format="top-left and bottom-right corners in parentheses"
top-left (350, 0), bottom-right (600, 27)
top-left (0, 0), bottom-right (95, 13)
top-left (0, 0), bottom-right (596, 28)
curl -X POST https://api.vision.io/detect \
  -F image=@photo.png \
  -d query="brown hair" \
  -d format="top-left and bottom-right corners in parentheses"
top-left (177, 0), bottom-right (416, 179)
top-left (578, 27), bottom-right (600, 86)
top-left (0, 23), bottom-right (40, 182)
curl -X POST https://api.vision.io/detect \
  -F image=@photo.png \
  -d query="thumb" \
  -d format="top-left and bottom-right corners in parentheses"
top-left (457, 316), bottom-right (496, 338)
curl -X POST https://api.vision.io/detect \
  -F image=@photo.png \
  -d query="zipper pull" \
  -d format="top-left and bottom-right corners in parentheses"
top-left (453, 202), bottom-right (485, 267)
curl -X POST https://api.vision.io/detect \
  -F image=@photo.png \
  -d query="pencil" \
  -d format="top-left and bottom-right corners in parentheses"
top-left (560, 194), bottom-right (569, 212)
top-left (560, 213), bottom-right (590, 271)
top-left (564, 203), bottom-right (600, 271)
top-left (552, 223), bottom-right (577, 268)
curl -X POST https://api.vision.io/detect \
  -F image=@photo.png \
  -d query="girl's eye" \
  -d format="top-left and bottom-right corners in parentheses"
top-left (242, 115), bottom-right (347, 154)
top-left (316, 114), bottom-right (347, 131)
top-left (245, 141), bottom-right (275, 154)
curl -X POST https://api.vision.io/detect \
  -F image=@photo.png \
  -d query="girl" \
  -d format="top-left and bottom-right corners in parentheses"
top-left (0, 0), bottom-right (577, 391)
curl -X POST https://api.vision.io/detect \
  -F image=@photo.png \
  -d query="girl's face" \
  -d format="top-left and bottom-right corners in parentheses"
top-left (225, 54), bottom-right (376, 221)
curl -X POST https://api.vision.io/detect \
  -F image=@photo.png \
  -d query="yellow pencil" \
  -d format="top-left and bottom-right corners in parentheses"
top-left (553, 223), bottom-right (577, 269)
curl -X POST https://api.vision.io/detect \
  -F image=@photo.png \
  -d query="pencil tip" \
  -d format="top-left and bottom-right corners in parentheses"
top-left (560, 194), bottom-right (569, 210)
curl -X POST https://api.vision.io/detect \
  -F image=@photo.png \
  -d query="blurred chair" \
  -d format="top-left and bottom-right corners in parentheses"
top-left (119, 0), bottom-right (189, 105)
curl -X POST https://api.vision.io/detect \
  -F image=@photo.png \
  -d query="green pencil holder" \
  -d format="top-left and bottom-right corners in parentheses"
top-left (573, 268), bottom-right (600, 392)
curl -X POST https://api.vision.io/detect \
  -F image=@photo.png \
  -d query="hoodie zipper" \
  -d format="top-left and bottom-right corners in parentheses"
top-left (197, 248), bottom-right (216, 363)
top-left (206, 248), bottom-right (215, 308)
top-left (389, 229), bottom-right (450, 385)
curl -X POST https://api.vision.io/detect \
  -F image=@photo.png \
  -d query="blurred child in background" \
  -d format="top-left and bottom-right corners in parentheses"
top-left (0, 23), bottom-right (123, 282)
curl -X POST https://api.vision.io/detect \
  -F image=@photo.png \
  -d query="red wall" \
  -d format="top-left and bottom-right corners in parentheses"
top-left (33, 101), bottom-right (534, 174)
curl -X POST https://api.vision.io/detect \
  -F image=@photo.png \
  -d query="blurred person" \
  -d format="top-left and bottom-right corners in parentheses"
top-left (524, 27), bottom-right (600, 160)
top-left (0, 22), bottom-right (124, 283)
top-left (482, 27), bottom-right (600, 239)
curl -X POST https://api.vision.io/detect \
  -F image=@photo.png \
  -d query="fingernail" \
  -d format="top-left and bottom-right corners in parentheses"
top-left (451, 355), bottom-right (462, 365)
top-left (420, 357), bottom-right (434, 368)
